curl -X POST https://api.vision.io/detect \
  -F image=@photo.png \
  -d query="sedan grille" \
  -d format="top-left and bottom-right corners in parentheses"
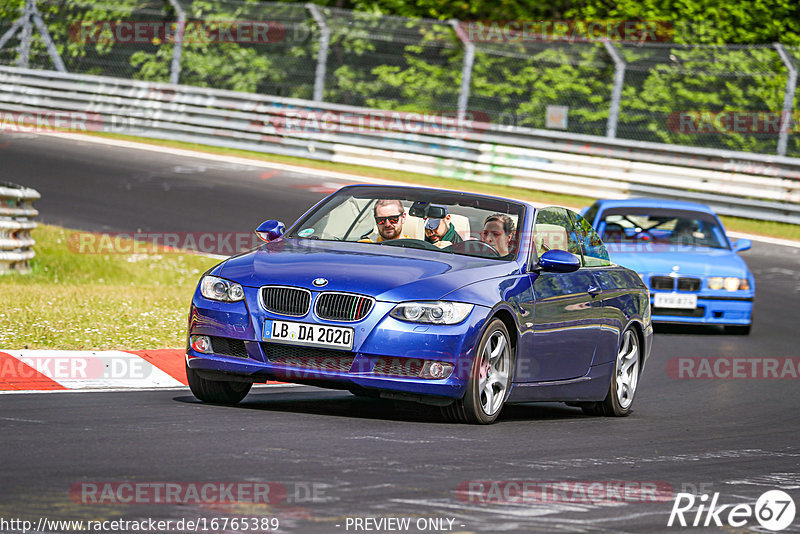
top-left (316, 292), bottom-right (374, 322)
top-left (262, 343), bottom-right (355, 372)
top-left (261, 286), bottom-right (311, 317)
top-left (677, 277), bottom-right (702, 292)
top-left (650, 276), bottom-right (674, 291)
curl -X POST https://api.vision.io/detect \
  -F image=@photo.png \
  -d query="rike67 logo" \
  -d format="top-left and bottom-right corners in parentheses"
top-left (668, 490), bottom-right (796, 531)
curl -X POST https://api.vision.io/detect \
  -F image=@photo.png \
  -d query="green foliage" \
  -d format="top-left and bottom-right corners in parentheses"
top-left (1, 0), bottom-right (798, 155)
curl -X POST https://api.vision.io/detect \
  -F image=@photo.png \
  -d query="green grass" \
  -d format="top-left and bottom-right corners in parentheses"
top-left (87, 132), bottom-right (800, 241)
top-left (0, 225), bottom-right (219, 350)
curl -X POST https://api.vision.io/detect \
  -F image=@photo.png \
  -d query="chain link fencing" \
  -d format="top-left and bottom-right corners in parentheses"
top-left (1, 0), bottom-right (798, 158)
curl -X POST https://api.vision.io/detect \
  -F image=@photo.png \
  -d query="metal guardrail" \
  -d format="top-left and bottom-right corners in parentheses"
top-left (0, 181), bottom-right (39, 274)
top-left (1, 65), bottom-right (799, 224)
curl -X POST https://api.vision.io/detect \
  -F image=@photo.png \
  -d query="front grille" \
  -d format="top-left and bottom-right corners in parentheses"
top-left (650, 276), bottom-right (674, 291)
top-left (210, 336), bottom-right (249, 359)
top-left (677, 277), bottom-right (702, 292)
top-left (371, 357), bottom-right (424, 377)
top-left (652, 306), bottom-right (705, 317)
top-left (261, 343), bottom-right (355, 372)
top-left (261, 286), bottom-right (311, 317)
top-left (315, 292), bottom-right (374, 322)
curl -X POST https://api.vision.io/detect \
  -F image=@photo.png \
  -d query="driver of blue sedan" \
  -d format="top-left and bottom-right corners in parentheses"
top-left (363, 199), bottom-right (408, 242)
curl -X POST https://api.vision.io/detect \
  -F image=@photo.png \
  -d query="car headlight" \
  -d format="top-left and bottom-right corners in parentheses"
top-left (200, 275), bottom-right (245, 302)
top-left (707, 277), bottom-right (749, 291)
top-left (390, 301), bottom-right (474, 325)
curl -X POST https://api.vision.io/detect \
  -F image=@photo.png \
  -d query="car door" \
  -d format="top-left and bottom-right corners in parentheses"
top-left (518, 207), bottom-right (603, 382)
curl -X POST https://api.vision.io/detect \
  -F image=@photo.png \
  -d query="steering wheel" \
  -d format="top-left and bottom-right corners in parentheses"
top-left (445, 239), bottom-right (500, 257)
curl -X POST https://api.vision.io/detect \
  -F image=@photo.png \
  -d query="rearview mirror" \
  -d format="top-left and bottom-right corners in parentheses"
top-left (537, 249), bottom-right (581, 273)
top-left (255, 220), bottom-right (285, 242)
top-left (733, 239), bottom-right (751, 252)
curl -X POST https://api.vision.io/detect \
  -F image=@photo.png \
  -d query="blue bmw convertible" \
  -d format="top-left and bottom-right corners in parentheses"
top-left (186, 185), bottom-right (652, 423)
top-left (583, 198), bottom-right (754, 334)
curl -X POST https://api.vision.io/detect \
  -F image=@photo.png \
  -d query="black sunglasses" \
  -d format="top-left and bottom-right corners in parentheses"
top-left (375, 214), bottom-right (402, 225)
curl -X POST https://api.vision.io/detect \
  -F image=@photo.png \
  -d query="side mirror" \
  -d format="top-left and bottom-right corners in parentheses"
top-left (537, 249), bottom-right (581, 273)
top-left (733, 239), bottom-right (751, 252)
top-left (255, 220), bottom-right (285, 242)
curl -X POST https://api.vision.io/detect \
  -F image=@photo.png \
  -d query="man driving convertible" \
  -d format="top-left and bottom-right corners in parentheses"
top-left (360, 199), bottom-right (409, 242)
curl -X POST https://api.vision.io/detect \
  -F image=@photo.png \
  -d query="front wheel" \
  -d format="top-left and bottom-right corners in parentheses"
top-left (583, 327), bottom-right (640, 417)
top-left (186, 363), bottom-right (252, 405)
top-left (442, 319), bottom-right (514, 424)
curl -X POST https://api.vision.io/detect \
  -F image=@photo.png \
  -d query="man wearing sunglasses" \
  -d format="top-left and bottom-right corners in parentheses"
top-left (363, 199), bottom-right (408, 242)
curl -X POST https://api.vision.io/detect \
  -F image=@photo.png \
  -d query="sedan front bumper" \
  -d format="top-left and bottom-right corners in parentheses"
top-left (186, 287), bottom-right (492, 400)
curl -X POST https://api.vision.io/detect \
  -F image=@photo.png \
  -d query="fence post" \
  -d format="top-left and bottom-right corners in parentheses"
top-left (16, 0), bottom-right (33, 68)
top-left (0, 182), bottom-right (40, 275)
top-left (166, 0), bottom-right (186, 84)
top-left (30, 0), bottom-right (66, 72)
top-left (774, 43), bottom-right (797, 157)
top-left (449, 20), bottom-right (475, 123)
top-left (603, 40), bottom-right (626, 139)
top-left (306, 4), bottom-right (330, 102)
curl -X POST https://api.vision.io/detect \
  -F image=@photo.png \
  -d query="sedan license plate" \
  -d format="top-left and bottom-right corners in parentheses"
top-left (263, 320), bottom-right (353, 350)
top-left (653, 293), bottom-right (697, 309)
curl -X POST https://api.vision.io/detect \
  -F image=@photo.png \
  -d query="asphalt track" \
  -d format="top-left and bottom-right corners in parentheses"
top-left (2, 132), bottom-right (800, 533)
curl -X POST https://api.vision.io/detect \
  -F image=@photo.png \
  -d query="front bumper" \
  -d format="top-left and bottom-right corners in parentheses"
top-left (650, 295), bottom-right (753, 325)
top-left (186, 286), bottom-right (490, 399)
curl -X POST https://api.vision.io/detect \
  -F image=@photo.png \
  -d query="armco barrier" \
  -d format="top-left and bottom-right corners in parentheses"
top-left (1, 65), bottom-right (799, 224)
top-left (0, 181), bottom-right (39, 274)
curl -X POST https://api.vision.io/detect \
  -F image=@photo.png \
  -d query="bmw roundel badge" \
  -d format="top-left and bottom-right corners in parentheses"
top-left (313, 278), bottom-right (328, 287)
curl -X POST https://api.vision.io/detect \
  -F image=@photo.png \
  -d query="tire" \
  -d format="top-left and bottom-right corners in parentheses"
top-left (186, 363), bottom-right (252, 405)
top-left (583, 327), bottom-right (640, 417)
top-left (442, 319), bottom-right (514, 424)
top-left (725, 324), bottom-right (751, 335)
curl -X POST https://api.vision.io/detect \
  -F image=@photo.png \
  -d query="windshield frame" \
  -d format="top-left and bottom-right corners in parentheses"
top-left (285, 185), bottom-right (528, 261)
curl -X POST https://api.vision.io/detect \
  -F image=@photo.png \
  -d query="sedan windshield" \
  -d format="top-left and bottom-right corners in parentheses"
top-left (287, 186), bottom-right (526, 260)
top-left (598, 208), bottom-right (729, 249)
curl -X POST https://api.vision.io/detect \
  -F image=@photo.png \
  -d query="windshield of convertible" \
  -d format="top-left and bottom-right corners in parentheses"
top-left (598, 208), bottom-right (729, 250)
top-left (287, 187), bottom-right (526, 260)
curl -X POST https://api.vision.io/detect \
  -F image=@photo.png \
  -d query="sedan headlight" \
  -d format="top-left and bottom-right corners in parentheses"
top-left (707, 277), bottom-right (750, 291)
top-left (200, 275), bottom-right (245, 302)
top-left (390, 301), bottom-right (474, 325)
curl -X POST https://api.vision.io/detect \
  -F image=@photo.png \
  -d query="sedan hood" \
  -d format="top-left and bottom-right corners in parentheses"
top-left (218, 239), bottom-right (518, 301)
top-left (606, 245), bottom-right (750, 277)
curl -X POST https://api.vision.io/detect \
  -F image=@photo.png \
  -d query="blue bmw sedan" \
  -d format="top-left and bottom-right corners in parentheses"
top-left (186, 185), bottom-right (652, 423)
top-left (583, 198), bottom-right (754, 334)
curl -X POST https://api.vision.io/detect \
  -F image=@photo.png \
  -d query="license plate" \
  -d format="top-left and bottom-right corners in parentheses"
top-left (653, 293), bottom-right (697, 309)
top-left (263, 320), bottom-right (354, 350)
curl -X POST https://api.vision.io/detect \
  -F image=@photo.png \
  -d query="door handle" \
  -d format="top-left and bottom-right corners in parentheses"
top-left (588, 285), bottom-right (602, 297)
